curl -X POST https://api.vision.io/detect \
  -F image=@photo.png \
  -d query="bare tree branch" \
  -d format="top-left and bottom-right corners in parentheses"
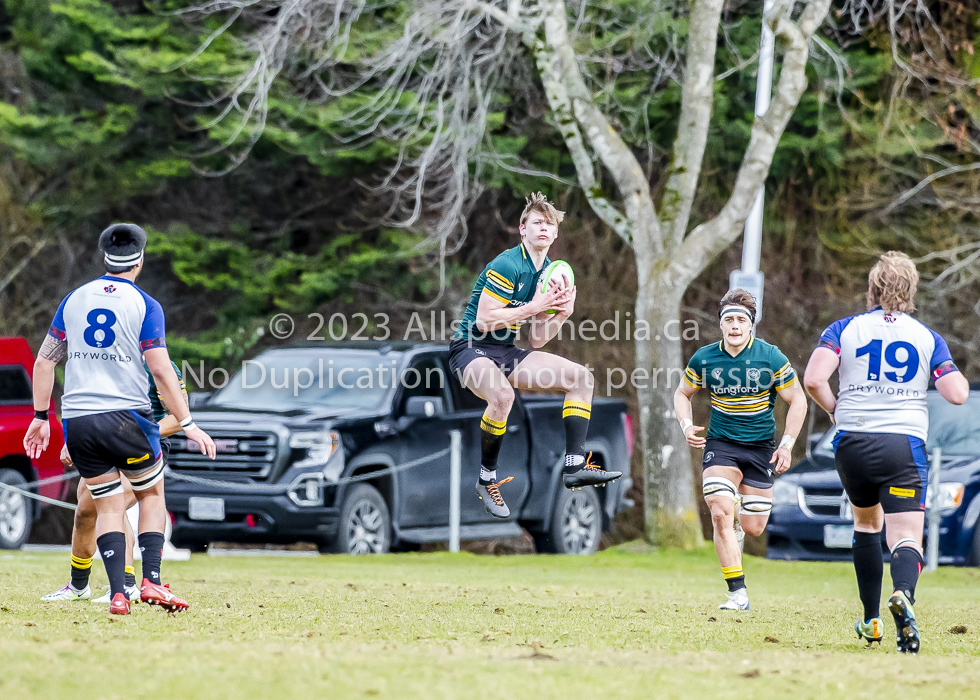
top-left (659, 0), bottom-right (724, 251)
top-left (673, 0), bottom-right (833, 288)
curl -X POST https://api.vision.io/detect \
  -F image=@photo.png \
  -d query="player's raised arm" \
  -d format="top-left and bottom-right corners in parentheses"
top-left (475, 279), bottom-right (565, 336)
top-left (527, 277), bottom-right (574, 349)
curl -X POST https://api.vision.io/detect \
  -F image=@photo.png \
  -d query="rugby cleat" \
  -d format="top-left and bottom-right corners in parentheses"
top-left (476, 477), bottom-right (514, 519)
top-left (141, 580), bottom-right (189, 613)
top-left (40, 583), bottom-right (91, 602)
top-left (562, 452), bottom-right (622, 489)
top-left (109, 592), bottom-right (131, 615)
top-left (92, 584), bottom-right (141, 604)
top-left (855, 617), bottom-right (884, 646)
top-left (719, 588), bottom-right (750, 611)
top-left (888, 591), bottom-right (920, 654)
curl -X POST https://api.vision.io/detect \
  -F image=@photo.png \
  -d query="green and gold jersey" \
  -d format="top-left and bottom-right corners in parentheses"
top-left (143, 360), bottom-right (186, 422)
top-left (683, 335), bottom-right (797, 443)
top-left (454, 243), bottom-right (551, 345)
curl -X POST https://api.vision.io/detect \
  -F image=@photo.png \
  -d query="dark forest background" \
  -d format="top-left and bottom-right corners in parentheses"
top-left (3, 0), bottom-right (978, 545)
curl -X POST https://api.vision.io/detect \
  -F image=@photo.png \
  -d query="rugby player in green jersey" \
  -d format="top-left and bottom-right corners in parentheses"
top-left (41, 362), bottom-right (187, 604)
top-left (449, 194), bottom-right (621, 519)
top-left (674, 290), bottom-right (807, 610)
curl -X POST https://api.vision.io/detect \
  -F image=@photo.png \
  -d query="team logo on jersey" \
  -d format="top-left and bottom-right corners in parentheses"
top-left (518, 283), bottom-right (525, 291)
top-left (884, 313), bottom-right (897, 323)
top-left (747, 368), bottom-right (761, 382)
top-left (703, 451), bottom-right (714, 463)
top-left (103, 284), bottom-right (116, 294)
top-left (711, 368), bottom-right (723, 381)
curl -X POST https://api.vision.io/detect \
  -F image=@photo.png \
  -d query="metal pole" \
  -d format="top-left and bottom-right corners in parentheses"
top-left (449, 430), bottom-right (461, 553)
top-left (925, 447), bottom-right (942, 572)
top-left (730, 1), bottom-right (774, 323)
top-left (740, 0), bottom-right (775, 276)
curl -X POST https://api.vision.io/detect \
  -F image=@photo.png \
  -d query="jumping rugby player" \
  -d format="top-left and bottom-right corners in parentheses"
top-left (448, 193), bottom-right (621, 518)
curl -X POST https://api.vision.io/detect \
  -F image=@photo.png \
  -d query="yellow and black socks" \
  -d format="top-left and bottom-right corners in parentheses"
top-left (891, 545), bottom-right (924, 604)
top-left (97, 532), bottom-right (127, 598)
top-left (124, 565), bottom-right (136, 589)
top-left (852, 530), bottom-right (883, 620)
top-left (563, 400), bottom-right (591, 472)
top-left (70, 554), bottom-right (93, 591)
top-left (479, 412), bottom-right (507, 483)
top-left (722, 565), bottom-right (745, 593)
top-left (139, 532), bottom-right (165, 585)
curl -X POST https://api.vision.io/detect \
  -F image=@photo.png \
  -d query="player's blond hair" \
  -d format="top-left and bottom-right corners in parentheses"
top-left (867, 251), bottom-right (918, 313)
top-left (520, 192), bottom-right (565, 227)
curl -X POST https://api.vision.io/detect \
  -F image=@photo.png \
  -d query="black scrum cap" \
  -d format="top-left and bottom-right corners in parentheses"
top-left (99, 223), bottom-right (147, 267)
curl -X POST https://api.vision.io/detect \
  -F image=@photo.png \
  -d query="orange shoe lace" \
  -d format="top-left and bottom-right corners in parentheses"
top-left (582, 452), bottom-right (604, 472)
top-left (486, 476), bottom-right (514, 506)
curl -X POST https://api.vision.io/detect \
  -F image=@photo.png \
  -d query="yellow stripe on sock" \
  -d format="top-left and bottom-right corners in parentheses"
top-left (481, 413), bottom-right (506, 428)
top-left (71, 555), bottom-right (93, 570)
top-left (563, 400), bottom-right (592, 411)
top-left (721, 566), bottom-right (744, 579)
top-left (125, 565), bottom-right (135, 575)
top-left (563, 407), bottom-right (592, 420)
top-left (481, 415), bottom-right (507, 436)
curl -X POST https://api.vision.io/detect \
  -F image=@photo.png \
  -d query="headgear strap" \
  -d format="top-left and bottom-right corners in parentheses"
top-left (720, 304), bottom-right (754, 322)
top-left (104, 250), bottom-right (144, 266)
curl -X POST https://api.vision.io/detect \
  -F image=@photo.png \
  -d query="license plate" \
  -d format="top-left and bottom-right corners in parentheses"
top-left (824, 524), bottom-right (854, 548)
top-left (188, 497), bottom-right (225, 521)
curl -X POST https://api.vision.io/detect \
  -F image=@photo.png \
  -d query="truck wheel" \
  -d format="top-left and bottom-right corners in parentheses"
top-left (535, 487), bottom-right (601, 555)
top-left (0, 469), bottom-right (32, 549)
top-left (332, 484), bottom-right (390, 555)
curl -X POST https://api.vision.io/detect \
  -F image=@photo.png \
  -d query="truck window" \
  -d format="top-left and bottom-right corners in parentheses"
top-left (398, 356), bottom-right (450, 414)
top-left (0, 366), bottom-right (33, 405)
top-left (446, 368), bottom-right (488, 412)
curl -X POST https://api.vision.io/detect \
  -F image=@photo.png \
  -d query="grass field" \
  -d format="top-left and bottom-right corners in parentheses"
top-left (2, 545), bottom-right (979, 699)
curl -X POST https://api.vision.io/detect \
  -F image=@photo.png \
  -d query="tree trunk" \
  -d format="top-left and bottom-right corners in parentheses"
top-left (634, 261), bottom-right (702, 547)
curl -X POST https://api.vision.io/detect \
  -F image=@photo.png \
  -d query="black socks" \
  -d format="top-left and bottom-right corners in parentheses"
top-left (722, 564), bottom-right (745, 593)
top-left (563, 400), bottom-right (591, 473)
top-left (852, 530), bottom-right (883, 621)
top-left (97, 532), bottom-right (127, 598)
top-left (139, 532), bottom-right (166, 585)
top-left (479, 412), bottom-right (506, 484)
top-left (891, 545), bottom-right (924, 604)
top-left (70, 554), bottom-right (92, 591)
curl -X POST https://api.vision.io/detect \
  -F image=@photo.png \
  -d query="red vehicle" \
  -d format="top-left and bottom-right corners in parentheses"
top-left (0, 337), bottom-right (67, 548)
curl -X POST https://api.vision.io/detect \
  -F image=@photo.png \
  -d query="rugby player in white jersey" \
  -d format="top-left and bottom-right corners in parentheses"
top-left (41, 363), bottom-right (187, 604)
top-left (24, 224), bottom-right (216, 615)
top-left (804, 252), bottom-right (969, 653)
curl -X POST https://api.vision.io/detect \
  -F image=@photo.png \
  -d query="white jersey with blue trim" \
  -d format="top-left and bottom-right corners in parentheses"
top-left (818, 308), bottom-right (958, 441)
top-left (48, 275), bottom-right (167, 419)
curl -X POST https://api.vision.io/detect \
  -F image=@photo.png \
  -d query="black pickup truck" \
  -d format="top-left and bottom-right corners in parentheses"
top-left (165, 342), bottom-right (634, 555)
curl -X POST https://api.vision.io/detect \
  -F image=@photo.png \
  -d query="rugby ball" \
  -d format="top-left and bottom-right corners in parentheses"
top-left (540, 260), bottom-right (575, 314)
